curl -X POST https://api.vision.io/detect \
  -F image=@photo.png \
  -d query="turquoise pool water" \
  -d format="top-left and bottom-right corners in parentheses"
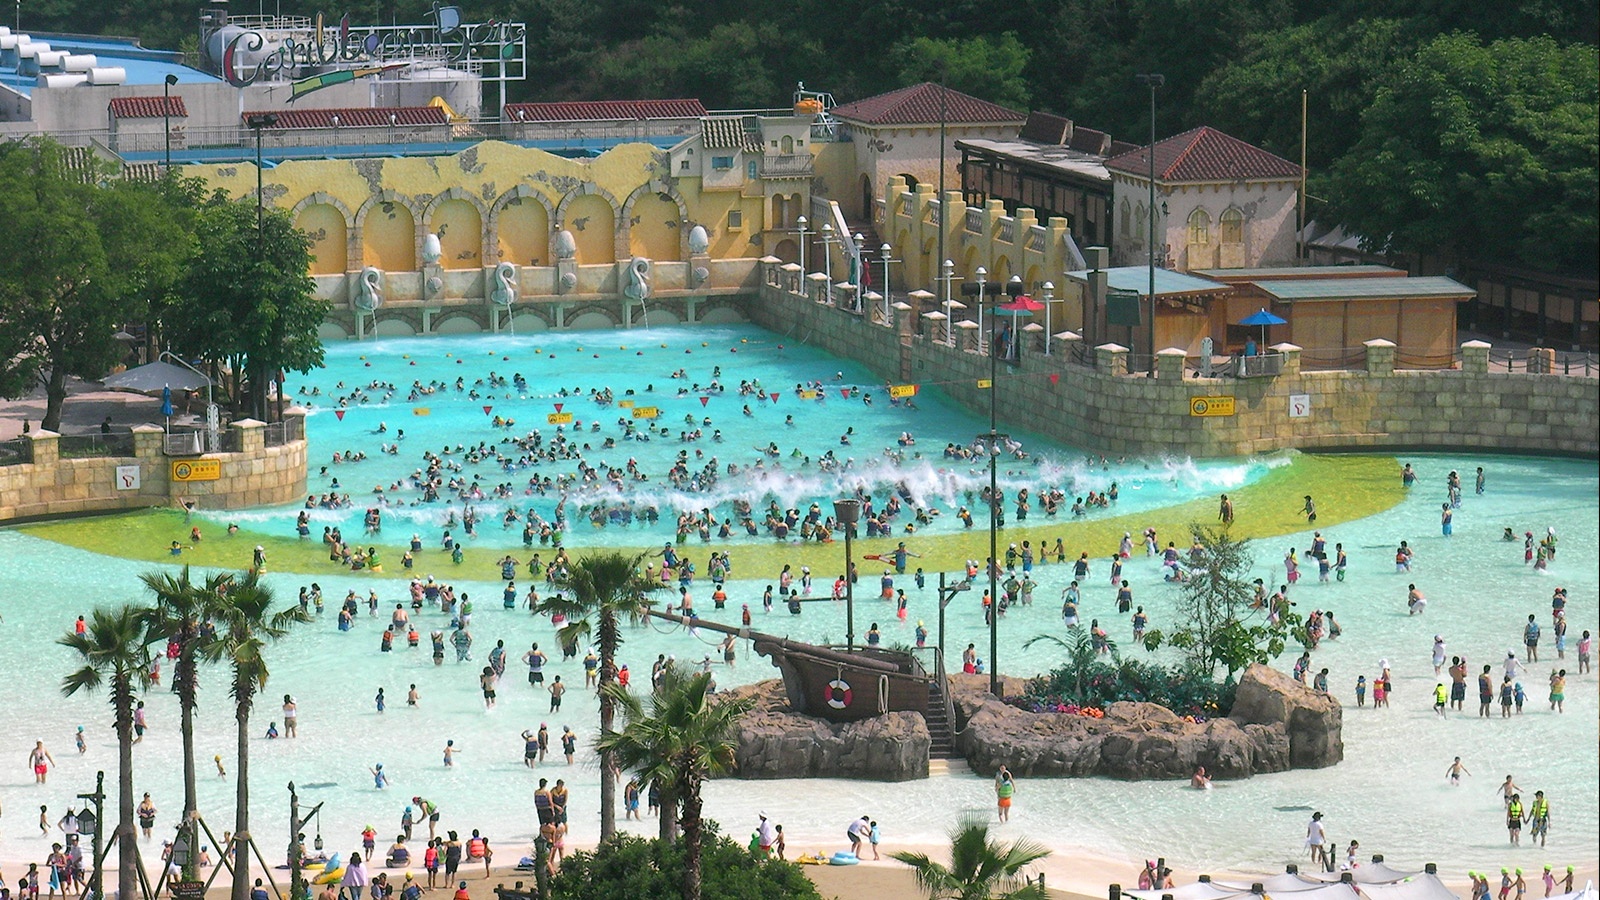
top-left (233, 325), bottom-right (1274, 547)
top-left (0, 324), bottom-right (1593, 883)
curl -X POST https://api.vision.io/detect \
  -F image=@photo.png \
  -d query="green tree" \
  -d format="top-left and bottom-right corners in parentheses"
top-left (548, 828), bottom-right (822, 900)
top-left (167, 192), bottom-right (327, 421)
top-left (60, 606), bottom-right (156, 900)
top-left (0, 139), bottom-right (193, 431)
top-left (893, 33), bottom-right (1032, 111)
top-left (1023, 627), bottom-right (1115, 704)
top-left (200, 571), bottom-right (311, 900)
top-left (890, 818), bottom-right (1050, 900)
top-left (537, 551), bottom-right (660, 840)
top-left (597, 662), bottom-right (754, 900)
top-left (1141, 526), bottom-right (1296, 677)
top-left (1325, 34), bottom-right (1599, 273)
top-left (139, 566), bottom-right (229, 876)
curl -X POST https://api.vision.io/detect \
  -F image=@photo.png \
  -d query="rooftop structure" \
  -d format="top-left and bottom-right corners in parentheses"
top-left (831, 82), bottom-right (1024, 127)
top-left (1106, 125), bottom-right (1303, 183)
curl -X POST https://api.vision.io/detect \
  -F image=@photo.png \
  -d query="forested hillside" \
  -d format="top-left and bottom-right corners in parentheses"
top-left (26, 0), bottom-right (1597, 274)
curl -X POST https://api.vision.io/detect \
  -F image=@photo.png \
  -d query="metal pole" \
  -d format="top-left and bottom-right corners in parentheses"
top-left (937, 79), bottom-right (947, 299)
top-left (288, 783), bottom-right (300, 900)
top-left (796, 215), bottom-right (808, 277)
top-left (1135, 73), bottom-right (1165, 376)
top-left (987, 323), bottom-right (999, 697)
top-left (163, 75), bottom-right (176, 171)
top-left (834, 498), bottom-right (861, 652)
top-left (93, 770), bottom-right (105, 900)
top-left (1043, 282), bottom-right (1054, 355)
top-left (880, 243), bottom-right (894, 323)
top-left (820, 223), bottom-right (834, 304)
top-left (937, 572), bottom-right (947, 658)
top-left (976, 268), bottom-right (987, 352)
top-left (1299, 88), bottom-right (1308, 265)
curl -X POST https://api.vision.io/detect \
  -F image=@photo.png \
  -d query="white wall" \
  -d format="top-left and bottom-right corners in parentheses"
top-left (1111, 174), bottom-right (1298, 271)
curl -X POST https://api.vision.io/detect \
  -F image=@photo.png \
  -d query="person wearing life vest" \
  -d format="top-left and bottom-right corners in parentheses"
top-left (1506, 794), bottom-right (1525, 845)
top-left (1527, 791), bottom-right (1550, 848)
top-left (466, 829), bottom-right (491, 875)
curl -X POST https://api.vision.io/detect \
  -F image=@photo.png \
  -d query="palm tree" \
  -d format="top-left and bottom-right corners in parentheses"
top-left (1024, 628), bottom-right (1116, 704)
top-left (139, 566), bottom-right (226, 873)
top-left (891, 819), bottom-right (1051, 900)
top-left (537, 551), bottom-right (659, 840)
top-left (202, 570), bottom-right (310, 900)
top-left (597, 661), bottom-right (753, 900)
top-left (61, 606), bottom-right (156, 900)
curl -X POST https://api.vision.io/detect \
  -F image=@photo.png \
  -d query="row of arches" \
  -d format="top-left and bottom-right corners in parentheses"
top-left (1185, 207), bottom-right (1244, 246)
top-left (291, 182), bottom-right (693, 277)
top-left (318, 300), bottom-right (749, 339)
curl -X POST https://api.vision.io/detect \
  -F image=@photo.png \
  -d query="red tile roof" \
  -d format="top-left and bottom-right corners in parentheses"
top-left (832, 83), bottom-right (1025, 127)
top-left (108, 96), bottom-right (187, 119)
top-left (1106, 126), bottom-right (1301, 182)
top-left (242, 107), bottom-right (447, 128)
top-left (503, 99), bottom-right (708, 122)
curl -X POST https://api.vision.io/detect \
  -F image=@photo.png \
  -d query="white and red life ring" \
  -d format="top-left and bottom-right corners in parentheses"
top-left (826, 678), bottom-right (853, 709)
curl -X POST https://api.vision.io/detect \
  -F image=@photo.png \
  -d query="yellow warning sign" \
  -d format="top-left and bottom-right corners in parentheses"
top-left (1189, 396), bottom-right (1236, 417)
top-left (618, 399), bottom-right (635, 408)
top-left (547, 412), bottom-right (574, 425)
top-left (889, 384), bottom-right (919, 399)
top-left (170, 459), bottom-right (221, 482)
top-left (632, 406), bottom-right (659, 419)
top-left (976, 379), bottom-right (992, 389)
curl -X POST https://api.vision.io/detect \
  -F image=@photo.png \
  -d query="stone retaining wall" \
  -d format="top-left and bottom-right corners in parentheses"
top-left (746, 261), bottom-right (1599, 458)
top-left (0, 410), bottom-right (309, 523)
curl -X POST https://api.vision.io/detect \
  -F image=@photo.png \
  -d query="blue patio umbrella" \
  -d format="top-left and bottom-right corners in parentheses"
top-left (1238, 308), bottom-right (1287, 346)
top-left (161, 385), bottom-right (174, 418)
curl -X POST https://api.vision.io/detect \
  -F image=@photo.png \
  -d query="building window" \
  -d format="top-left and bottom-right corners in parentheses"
top-left (1119, 199), bottom-right (1131, 236)
top-left (1134, 202), bottom-right (1146, 239)
top-left (1220, 208), bottom-right (1243, 244)
top-left (1188, 208), bottom-right (1211, 245)
top-left (747, 160), bottom-right (759, 179)
top-left (680, 159), bottom-right (690, 171)
top-left (728, 209), bottom-right (742, 230)
top-left (712, 156), bottom-right (734, 170)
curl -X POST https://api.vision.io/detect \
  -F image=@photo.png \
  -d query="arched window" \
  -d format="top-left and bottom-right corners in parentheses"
top-left (1134, 202), bottom-right (1146, 239)
top-left (1119, 199), bottom-right (1131, 236)
top-left (1188, 208), bottom-right (1211, 245)
top-left (1220, 208), bottom-right (1243, 244)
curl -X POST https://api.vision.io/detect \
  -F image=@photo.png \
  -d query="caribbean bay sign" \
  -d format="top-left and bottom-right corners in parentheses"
top-left (219, 6), bottom-right (527, 95)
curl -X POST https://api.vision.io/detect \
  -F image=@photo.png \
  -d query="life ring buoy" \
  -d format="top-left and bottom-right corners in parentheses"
top-left (826, 678), bottom-right (853, 709)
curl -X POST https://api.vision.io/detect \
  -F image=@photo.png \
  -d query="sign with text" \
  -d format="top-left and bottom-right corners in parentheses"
top-left (618, 399), bottom-right (635, 408)
top-left (547, 412), bottom-right (574, 425)
top-left (632, 406), bottom-right (659, 420)
top-left (1189, 396), bottom-right (1236, 417)
top-left (115, 465), bottom-right (141, 491)
top-left (888, 384), bottom-right (919, 399)
top-left (1289, 394), bottom-right (1312, 418)
top-left (170, 459), bottom-right (221, 482)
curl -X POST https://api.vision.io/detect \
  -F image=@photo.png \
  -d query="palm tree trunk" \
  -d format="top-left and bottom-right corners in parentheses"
top-left (115, 678), bottom-right (140, 900)
top-left (656, 782), bottom-right (675, 843)
top-left (232, 692), bottom-right (253, 900)
top-left (680, 766), bottom-right (703, 900)
top-left (597, 612), bottom-right (618, 840)
top-left (178, 637), bottom-right (201, 868)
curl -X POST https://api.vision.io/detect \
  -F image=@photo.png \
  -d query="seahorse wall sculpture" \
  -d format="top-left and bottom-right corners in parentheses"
top-left (623, 256), bottom-right (652, 301)
top-left (491, 262), bottom-right (518, 306)
top-left (354, 267), bottom-right (384, 311)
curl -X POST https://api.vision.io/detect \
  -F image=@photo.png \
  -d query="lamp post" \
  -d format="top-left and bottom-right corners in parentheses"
top-left (77, 771), bottom-right (105, 900)
top-left (975, 267), bottom-right (987, 353)
top-left (852, 232), bottom-right (865, 303)
top-left (939, 258), bottom-right (955, 342)
top-left (1135, 72), bottom-right (1164, 376)
top-left (162, 73), bottom-right (178, 171)
top-left (795, 215), bottom-right (809, 277)
top-left (245, 113), bottom-right (277, 253)
top-left (1036, 280), bottom-right (1049, 353)
top-left (935, 572), bottom-right (970, 660)
top-left (833, 498), bottom-right (862, 651)
top-left (879, 243), bottom-right (899, 324)
top-left (975, 294), bottom-right (1006, 697)
top-left (819, 222), bottom-right (836, 305)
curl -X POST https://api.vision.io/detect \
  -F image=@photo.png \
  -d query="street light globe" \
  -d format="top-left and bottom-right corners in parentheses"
top-left (821, 223), bottom-right (832, 234)
top-left (880, 242), bottom-right (891, 254)
top-left (976, 266), bottom-right (987, 277)
top-left (797, 215), bottom-right (807, 227)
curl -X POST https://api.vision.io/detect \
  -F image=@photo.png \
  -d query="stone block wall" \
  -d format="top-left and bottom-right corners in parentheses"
top-left (748, 266), bottom-right (1600, 458)
top-left (0, 411), bottom-right (309, 524)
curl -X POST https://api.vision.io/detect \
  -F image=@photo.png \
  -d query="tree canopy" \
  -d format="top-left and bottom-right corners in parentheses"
top-left (14, 0), bottom-right (1597, 275)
